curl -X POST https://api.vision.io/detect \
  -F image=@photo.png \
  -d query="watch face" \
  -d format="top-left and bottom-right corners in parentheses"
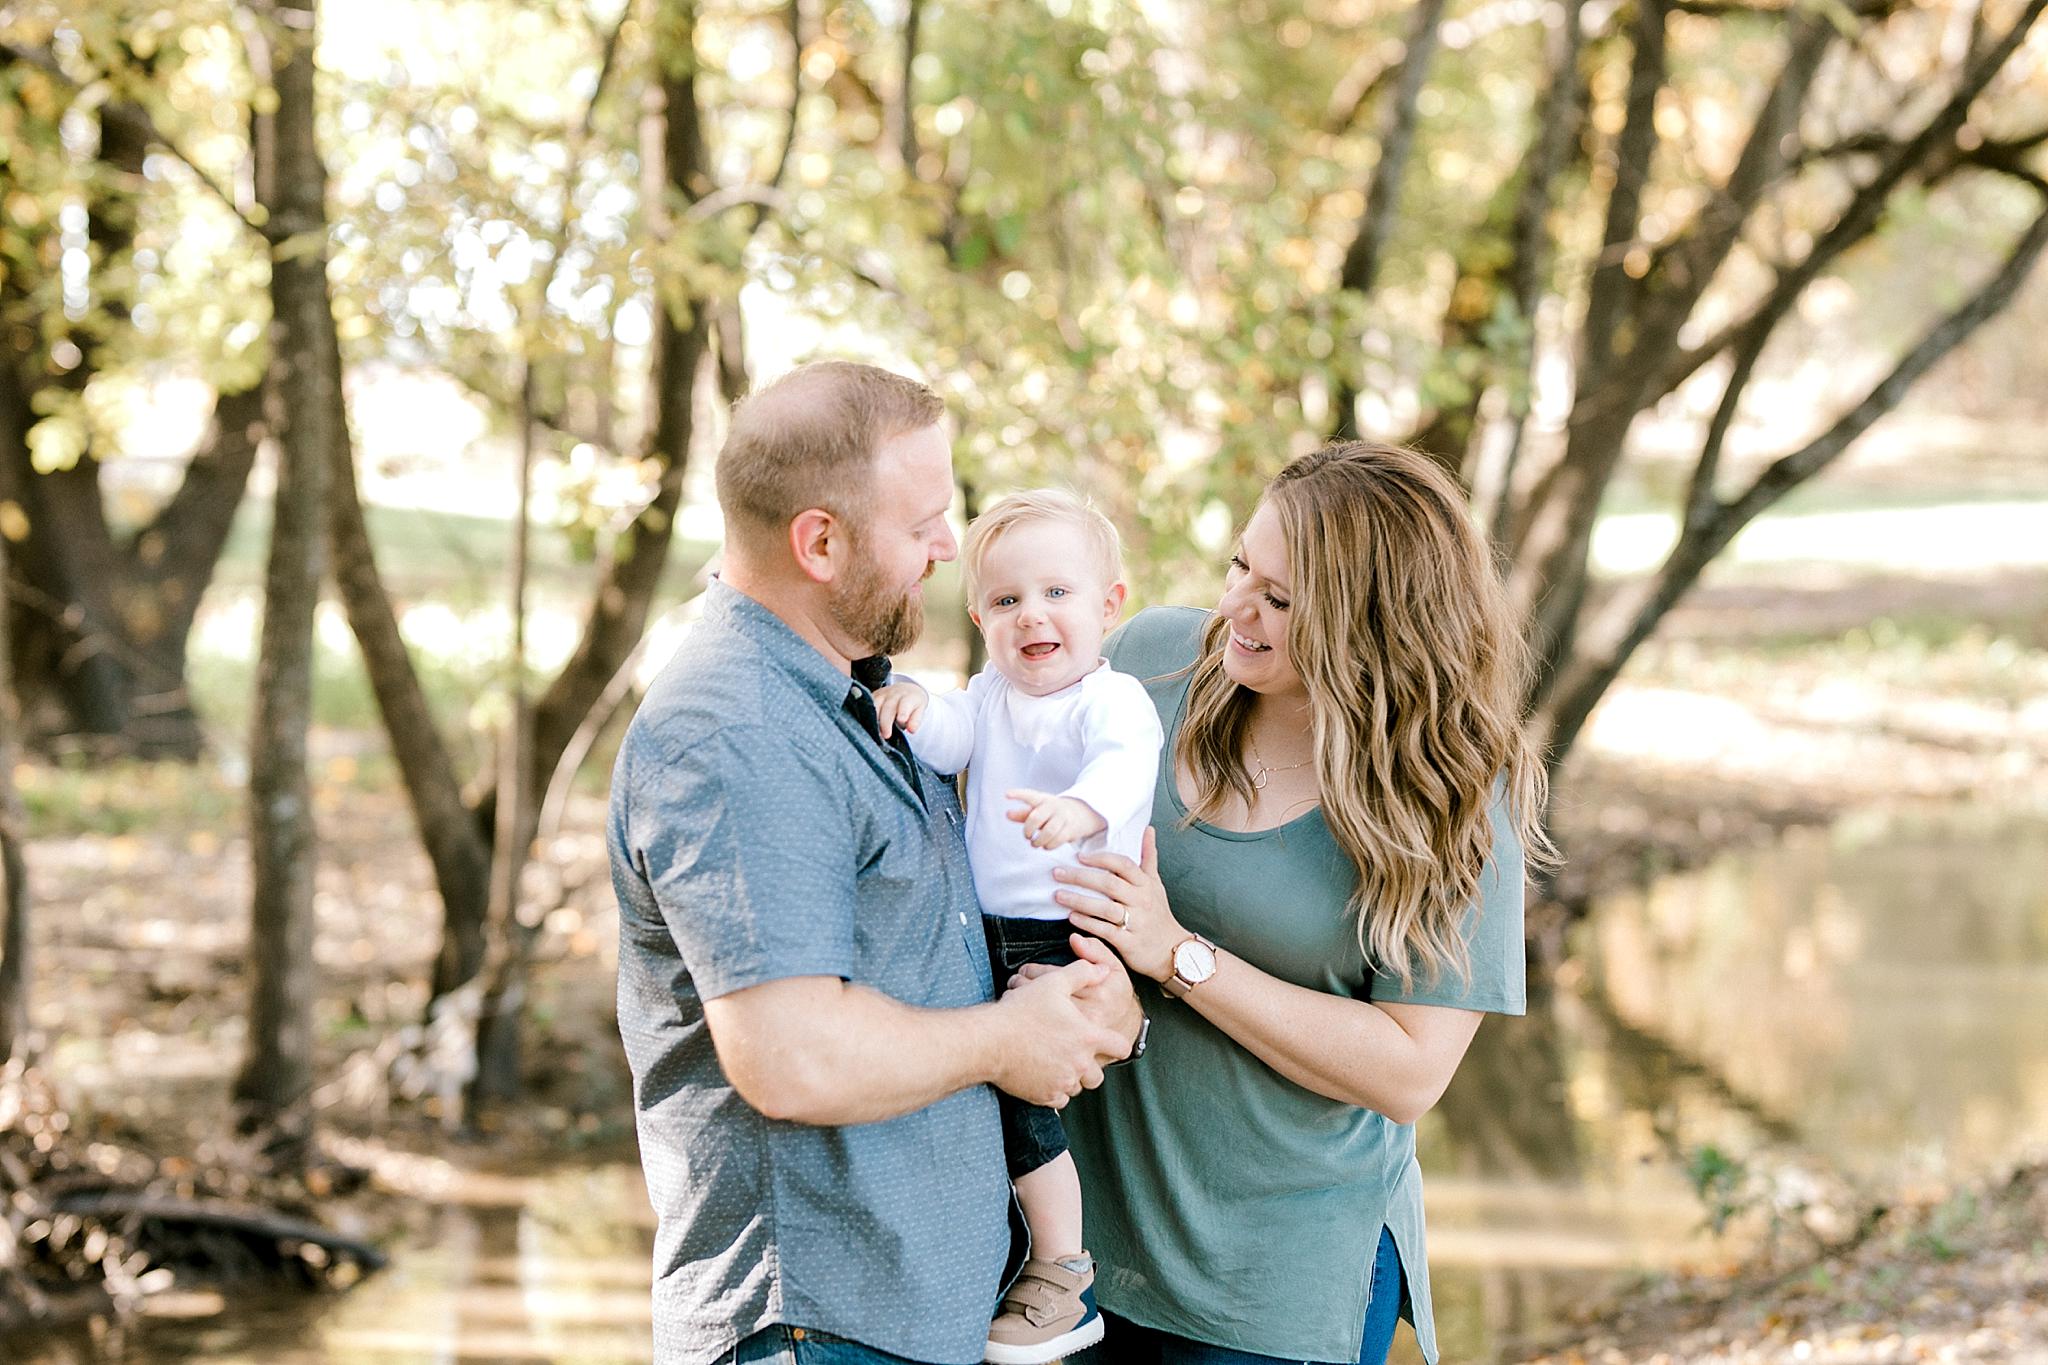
top-left (1174, 938), bottom-right (1217, 984)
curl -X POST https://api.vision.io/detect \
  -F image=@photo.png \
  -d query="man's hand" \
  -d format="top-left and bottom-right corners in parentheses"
top-left (989, 958), bottom-right (1128, 1108)
top-left (1064, 933), bottom-right (1144, 1060)
top-left (874, 681), bottom-right (929, 739)
top-left (1005, 788), bottom-right (1108, 850)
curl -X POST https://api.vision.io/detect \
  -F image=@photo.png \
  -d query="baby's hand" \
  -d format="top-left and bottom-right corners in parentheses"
top-left (1005, 789), bottom-right (1108, 850)
top-left (873, 681), bottom-right (928, 739)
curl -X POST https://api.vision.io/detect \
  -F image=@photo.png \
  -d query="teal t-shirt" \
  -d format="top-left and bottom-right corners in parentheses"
top-left (1062, 607), bottom-right (1528, 1364)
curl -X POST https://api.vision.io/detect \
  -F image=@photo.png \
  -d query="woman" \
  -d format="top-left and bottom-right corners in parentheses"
top-left (1042, 442), bottom-right (1552, 1364)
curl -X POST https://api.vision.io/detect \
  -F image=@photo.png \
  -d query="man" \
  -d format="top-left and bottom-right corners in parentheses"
top-left (609, 361), bottom-right (1142, 1365)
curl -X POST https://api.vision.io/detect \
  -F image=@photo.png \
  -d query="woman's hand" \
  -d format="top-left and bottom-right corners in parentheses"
top-left (1053, 827), bottom-right (1185, 983)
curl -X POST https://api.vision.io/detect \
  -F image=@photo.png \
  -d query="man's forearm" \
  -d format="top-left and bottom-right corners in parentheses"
top-left (707, 976), bottom-right (1007, 1126)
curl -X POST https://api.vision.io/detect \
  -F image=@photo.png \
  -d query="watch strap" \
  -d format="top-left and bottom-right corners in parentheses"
top-left (1105, 1011), bottom-right (1149, 1067)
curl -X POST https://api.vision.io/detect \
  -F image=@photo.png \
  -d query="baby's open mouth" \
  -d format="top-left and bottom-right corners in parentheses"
top-left (1020, 642), bottom-right (1060, 659)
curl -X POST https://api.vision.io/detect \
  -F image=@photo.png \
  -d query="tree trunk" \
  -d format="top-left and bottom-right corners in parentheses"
top-left (524, 58), bottom-right (712, 822)
top-left (469, 370), bottom-right (539, 1110)
top-left (0, 63), bottom-right (253, 759)
top-left (1506, 0), bottom-right (1668, 703)
top-left (1330, 0), bottom-right (1450, 438)
top-left (0, 356), bottom-right (27, 1062)
top-left (120, 384), bottom-right (269, 757)
top-left (5, 455), bottom-right (134, 743)
top-left (325, 365), bottom-right (494, 1001)
top-left (0, 349), bottom-right (260, 759)
top-left (961, 481), bottom-right (986, 678)
top-left (232, 0), bottom-right (330, 1136)
top-left (0, 523), bottom-right (31, 1065)
top-left (459, 16), bottom-right (716, 1099)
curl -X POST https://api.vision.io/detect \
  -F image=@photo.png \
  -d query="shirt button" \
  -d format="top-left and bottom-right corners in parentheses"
top-left (791, 1328), bottom-right (807, 1342)
top-left (958, 912), bottom-right (968, 925)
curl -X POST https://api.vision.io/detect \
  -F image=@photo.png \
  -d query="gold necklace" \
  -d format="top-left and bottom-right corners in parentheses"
top-left (1246, 735), bottom-right (1314, 791)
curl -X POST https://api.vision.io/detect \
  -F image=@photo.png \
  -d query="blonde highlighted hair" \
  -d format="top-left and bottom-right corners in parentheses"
top-left (1177, 442), bottom-right (1555, 989)
top-left (961, 489), bottom-right (1124, 606)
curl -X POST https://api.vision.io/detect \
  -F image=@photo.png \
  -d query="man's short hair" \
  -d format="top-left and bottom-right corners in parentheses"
top-left (716, 361), bottom-right (947, 552)
top-left (961, 488), bottom-right (1124, 605)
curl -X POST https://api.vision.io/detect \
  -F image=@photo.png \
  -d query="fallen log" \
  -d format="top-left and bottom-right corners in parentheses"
top-left (48, 1191), bottom-right (388, 1272)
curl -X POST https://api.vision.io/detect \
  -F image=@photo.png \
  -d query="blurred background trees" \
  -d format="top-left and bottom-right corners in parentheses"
top-left (2, 5), bottom-right (2046, 1354)
top-left (0, 0), bottom-right (2043, 1106)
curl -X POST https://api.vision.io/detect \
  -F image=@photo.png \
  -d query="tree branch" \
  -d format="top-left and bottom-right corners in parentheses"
top-left (1576, 0), bottom-right (1667, 386)
top-left (1636, 12), bottom-right (1833, 321)
top-left (1541, 195), bottom-right (2048, 763)
top-left (1655, 0), bottom-right (2048, 398)
top-left (1664, 0), bottom-right (1796, 13)
top-left (1487, 0), bottom-right (1586, 539)
top-left (1331, 0), bottom-right (1452, 435)
top-left (1727, 204), bottom-right (2048, 521)
top-left (0, 42), bottom-right (262, 237)
top-left (889, 0), bottom-right (924, 174)
top-left (709, 1), bottom-right (802, 407)
top-left (526, 6), bottom-right (715, 829)
top-left (1322, 38), bottom-right (1404, 135)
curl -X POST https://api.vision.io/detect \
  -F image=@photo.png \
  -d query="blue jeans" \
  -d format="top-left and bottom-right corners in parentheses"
top-left (983, 914), bottom-right (1080, 1179)
top-left (726, 1324), bottom-right (938, 1364)
top-left (1067, 1225), bottom-right (1406, 1365)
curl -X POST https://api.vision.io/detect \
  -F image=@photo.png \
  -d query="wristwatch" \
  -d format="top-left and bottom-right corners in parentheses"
top-left (1162, 934), bottom-right (1218, 1000)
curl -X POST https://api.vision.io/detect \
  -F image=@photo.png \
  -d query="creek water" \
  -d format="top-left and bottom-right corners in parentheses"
top-left (42, 806), bottom-right (2048, 1364)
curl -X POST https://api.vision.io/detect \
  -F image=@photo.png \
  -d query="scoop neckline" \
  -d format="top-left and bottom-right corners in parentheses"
top-left (1160, 685), bottom-right (1325, 843)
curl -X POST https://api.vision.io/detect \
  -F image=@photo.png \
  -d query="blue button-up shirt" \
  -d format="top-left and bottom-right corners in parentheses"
top-left (608, 580), bottom-right (1009, 1365)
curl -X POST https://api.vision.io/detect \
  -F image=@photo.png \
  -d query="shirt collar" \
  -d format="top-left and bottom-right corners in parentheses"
top-left (703, 578), bottom-right (893, 709)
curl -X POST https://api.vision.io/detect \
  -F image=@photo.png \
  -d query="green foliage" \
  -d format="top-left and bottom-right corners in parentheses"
top-left (1909, 1191), bottom-right (1978, 1262)
top-left (1685, 1142), bottom-right (1755, 1236)
top-left (5, 0), bottom-right (2039, 759)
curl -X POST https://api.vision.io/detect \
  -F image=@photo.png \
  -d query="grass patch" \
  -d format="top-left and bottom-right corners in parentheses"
top-left (185, 618), bottom-right (502, 741)
top-left (22, 757), bottom-right (240, 838)
top-left (212, 501), bottom-right (721, 603)
top-left (1632, 620), bottom-right (2048, 706)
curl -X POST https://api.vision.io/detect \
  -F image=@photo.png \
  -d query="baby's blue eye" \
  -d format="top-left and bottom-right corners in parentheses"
top-left (994, 595), bottom-right (1017, 608)
top-left (1047, 587), bottom-right (1068, 599)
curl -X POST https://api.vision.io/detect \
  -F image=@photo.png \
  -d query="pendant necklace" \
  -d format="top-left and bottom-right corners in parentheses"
top-left (1247, 735), bottom-right (1314, 791)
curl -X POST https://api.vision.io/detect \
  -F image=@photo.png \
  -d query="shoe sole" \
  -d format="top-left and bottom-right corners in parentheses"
top-left (983, 1314), bottom-right (1106, 1365)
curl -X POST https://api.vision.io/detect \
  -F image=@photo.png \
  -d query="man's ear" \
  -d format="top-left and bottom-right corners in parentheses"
top-left (1101, 580), bottom-right (1128, 625)
top-left (788, 508), bottom-right (843, 585)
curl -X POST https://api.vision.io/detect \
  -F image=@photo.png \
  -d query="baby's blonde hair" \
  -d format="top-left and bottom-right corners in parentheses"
top-left (961, 489), bottom-right (1124, 606)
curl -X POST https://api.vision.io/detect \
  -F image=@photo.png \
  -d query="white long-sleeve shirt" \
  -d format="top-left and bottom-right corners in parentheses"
top-left (907, 661), bottom-right (1163, 921)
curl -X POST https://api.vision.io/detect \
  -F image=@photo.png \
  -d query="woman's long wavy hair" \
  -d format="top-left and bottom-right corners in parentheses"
top-left (1177, 441), bottom-right (1555, 989)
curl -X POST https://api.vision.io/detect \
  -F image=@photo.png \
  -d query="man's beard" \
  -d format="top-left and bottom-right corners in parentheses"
top-left (829, 548), bottom-right (925, 658)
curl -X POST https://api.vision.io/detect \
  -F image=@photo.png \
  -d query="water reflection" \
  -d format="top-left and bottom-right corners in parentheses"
top-left (1420, 804), bottom-right (2048, 1361)
top-left (85, 1165), bottom-right (658, 1364)
top-left (1587, 805), bottom-right (2048, 1179)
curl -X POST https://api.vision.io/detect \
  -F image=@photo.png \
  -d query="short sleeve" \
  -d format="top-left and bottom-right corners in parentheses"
top-left (1371, 788), bottom-right (1528, 1015)
top-left (1104, 606), bottom-right (1208, 681)
top-left (622, 723), bottom-right (858, 1000)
